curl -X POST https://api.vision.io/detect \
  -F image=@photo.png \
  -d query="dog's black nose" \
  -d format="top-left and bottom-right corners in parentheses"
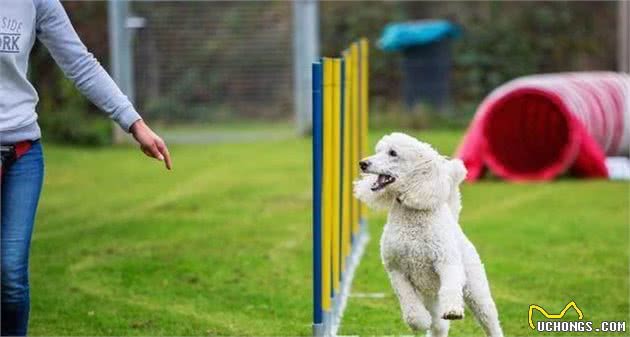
top-left (359, 160), bottom-right (370, 172)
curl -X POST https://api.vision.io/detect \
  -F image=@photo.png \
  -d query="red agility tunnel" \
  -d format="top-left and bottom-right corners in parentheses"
top-left (456, 72), bottom-right (630, 181)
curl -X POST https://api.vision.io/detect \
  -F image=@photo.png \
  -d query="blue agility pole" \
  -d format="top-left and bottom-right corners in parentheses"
top-left (312, 62), bottom-right (324, 337)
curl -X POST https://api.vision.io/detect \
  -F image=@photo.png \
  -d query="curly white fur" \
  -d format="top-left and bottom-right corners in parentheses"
top-left (354, 133), bottom-right (503, 337)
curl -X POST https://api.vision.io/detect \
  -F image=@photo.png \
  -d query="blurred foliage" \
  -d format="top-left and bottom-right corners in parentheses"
top-left (452, 1), bottom-right (616, 104)
top-left (322, 1), bottom-right (617, 127)
top-left (30, 1), bottom-right (112, 145)
top-left (131, 1), bottom-right (292, 123)
top-left (38, 70), bottom-right (112, 146)
top-left (321, 1), bottom-right (408, 100)
top-left (29, 1), bottom-right (617, 144)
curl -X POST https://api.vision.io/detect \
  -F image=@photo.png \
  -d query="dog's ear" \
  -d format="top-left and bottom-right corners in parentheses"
top-left (397, 160), bottom-right (450, 210)
top-left (445, 158), bottom-right (467, 220)
top-left (354, 174), bottom-right (396, 210)
top-left (448, 158), bottom-right (467, 185)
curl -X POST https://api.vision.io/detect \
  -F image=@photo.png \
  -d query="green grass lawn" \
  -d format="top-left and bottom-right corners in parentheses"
top-left (30, 128), bottom-right (628, 336)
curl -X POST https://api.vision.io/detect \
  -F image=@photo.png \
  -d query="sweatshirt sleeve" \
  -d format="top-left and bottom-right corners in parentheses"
top-left (34, 0), bottom-right (141, 132)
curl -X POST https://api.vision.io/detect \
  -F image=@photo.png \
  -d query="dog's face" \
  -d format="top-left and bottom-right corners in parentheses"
top-left (354, 133), bottom-right (456, 211)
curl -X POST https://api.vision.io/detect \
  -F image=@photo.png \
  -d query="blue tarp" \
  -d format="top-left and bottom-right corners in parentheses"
top-left (379, 20), bottom-right (461, 51)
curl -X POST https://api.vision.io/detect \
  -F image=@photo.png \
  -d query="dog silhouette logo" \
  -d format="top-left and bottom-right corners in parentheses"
top-left (528, 301), bottom-right (584, 329)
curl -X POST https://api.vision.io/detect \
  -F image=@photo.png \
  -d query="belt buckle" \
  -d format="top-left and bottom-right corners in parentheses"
top-left (0, 145), bottom-right (16, 165)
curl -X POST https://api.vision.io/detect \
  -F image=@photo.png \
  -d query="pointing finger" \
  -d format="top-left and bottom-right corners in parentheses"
top-left (157, 140), bottom-right (172, 170)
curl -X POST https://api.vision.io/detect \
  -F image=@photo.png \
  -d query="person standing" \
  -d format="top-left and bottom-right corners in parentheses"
top-left (1, 1), bottom-right (172, 335)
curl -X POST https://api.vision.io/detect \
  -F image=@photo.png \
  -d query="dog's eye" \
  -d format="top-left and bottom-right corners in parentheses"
top-left (388, 150), bottom-right (397, 157)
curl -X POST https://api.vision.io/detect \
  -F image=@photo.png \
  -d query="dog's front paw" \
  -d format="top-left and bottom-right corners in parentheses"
top-left (441, 307), bottom-right (464, 320)
top-left (439, 296), bottom-right (465, 320)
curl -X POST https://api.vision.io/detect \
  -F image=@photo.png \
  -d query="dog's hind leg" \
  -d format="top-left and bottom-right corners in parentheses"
top-left (462, 243), bottom-right (503, 337)
top-left (388, 270), bottom-right (431, 332)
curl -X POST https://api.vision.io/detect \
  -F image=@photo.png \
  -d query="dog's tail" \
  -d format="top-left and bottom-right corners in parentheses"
top-left (447, 158), bottom-right (467, 221)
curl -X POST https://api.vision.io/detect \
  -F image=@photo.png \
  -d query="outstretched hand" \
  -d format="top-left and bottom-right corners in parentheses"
top-left (130, 119), bottom-right (172, 170)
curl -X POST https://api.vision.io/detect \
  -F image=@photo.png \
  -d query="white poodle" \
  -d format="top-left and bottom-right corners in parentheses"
top-left (354, 133), bottom-right (503, 337)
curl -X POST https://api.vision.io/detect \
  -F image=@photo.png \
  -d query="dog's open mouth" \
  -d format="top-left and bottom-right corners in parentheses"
top-left (371, 174), bottom-right (395, 191)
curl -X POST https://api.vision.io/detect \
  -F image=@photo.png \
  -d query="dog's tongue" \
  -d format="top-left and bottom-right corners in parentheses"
top-left (377, 174), bottom-right (389, 185)
top-left (370, 175), bottom-right (384, 190)
top-left (371, 179), bottom-right (380, 190)
top-left (371, 174), bottom-right (393, 191)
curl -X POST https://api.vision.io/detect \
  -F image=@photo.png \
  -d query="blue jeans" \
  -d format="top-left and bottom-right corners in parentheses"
top-left (1, 141), bottom-right (44, 336)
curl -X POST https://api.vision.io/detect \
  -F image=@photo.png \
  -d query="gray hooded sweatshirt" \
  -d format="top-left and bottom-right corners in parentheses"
top-left (0, 0), bottom-right (141, 144)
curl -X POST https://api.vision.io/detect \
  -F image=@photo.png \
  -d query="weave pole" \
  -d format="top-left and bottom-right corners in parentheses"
top-left (312, 62), bottom-right (324, 336)
top-left (359, 38), bottom-right (369, 226)
top-left (313, 39), bottom-right (370, 337)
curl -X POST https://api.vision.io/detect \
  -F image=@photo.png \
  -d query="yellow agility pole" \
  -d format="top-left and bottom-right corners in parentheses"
top-left (331, 58), bottom-right (342, 295)
top-left (359, 38), bottom-right (369, 224)
top-left (341, 51), bottom-right (352, 273)
top-left (321, 58), bottom-right (333, 313)
top-left (350, 43), bottom-right (360, 236)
